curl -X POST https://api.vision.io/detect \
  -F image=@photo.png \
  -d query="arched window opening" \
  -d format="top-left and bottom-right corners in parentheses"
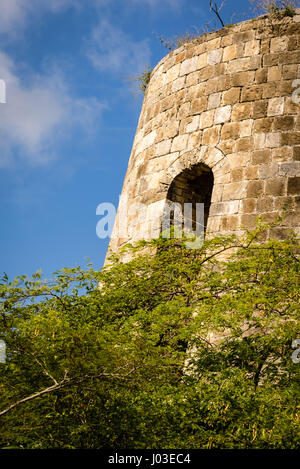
top-left (163, 164), bottom-right (214, 237)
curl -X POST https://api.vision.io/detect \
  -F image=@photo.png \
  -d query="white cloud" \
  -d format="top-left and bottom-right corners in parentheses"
top-left (86, 20), bottom-right (151, 77)
top-left (0, 0), bottom-right (182, 38)
top-left (131, 0), bottom-right (182, 7)
top-left (0, 51), bottom-right (106, 167)
top-left (0, 0), bottom-right (80, 36)
top-left (0, 0), bottom-right (26, 34)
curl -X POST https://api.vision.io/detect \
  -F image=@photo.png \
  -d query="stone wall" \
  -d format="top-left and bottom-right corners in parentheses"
top-left (107, 11), bottom-right (300, 259)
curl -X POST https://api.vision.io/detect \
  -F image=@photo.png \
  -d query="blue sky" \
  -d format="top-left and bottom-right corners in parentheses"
top-left (0, 0), bottom-right (256, 279)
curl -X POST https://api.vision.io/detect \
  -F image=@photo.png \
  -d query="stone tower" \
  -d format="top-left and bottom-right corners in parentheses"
top-left (107, 12), bottom-right (300, 259)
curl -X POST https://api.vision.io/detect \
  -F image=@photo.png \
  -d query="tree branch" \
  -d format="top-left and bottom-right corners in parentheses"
top-left (209, 0), bottom-right (226, 28)
top-left (0, 365), bottom-right (137, 418)
top-left (0, 378), bottom-right (70, 417)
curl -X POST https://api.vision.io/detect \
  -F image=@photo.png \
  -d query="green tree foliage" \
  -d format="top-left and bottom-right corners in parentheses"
top-left (0, 223), bottom-right (299, 448)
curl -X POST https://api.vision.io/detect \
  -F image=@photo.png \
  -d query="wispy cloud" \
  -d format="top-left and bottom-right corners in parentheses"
top-left (0, 0), bottom-right (183, 39)
top-left (0, 0), bottom-right (80, 36)
top-left (130, 0), bottom-right (182, 8)
top-left (86, 20), bottom-right (151, 77)
top-left (0, 51), bottom-right (107, 167)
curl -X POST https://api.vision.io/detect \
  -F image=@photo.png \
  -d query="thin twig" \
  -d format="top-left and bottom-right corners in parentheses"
top-left (209, 0), bottom-right (226, 27)
top-left (0, 365), bottom-right (137, 418)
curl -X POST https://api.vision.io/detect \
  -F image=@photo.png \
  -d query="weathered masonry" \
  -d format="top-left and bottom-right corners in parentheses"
top-left (107, 11), bottom-right (300, 259)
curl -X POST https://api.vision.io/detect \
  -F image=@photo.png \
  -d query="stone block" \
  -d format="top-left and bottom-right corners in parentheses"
top-left (240, 213), bottom-right (258, 229)
top-left (180, 56), bottom-right (198, 76)
top-left (205, 78), bottom-right (218, 95)
top-left (245, 165), bottom-right (259, 180)
top-left (253, 100), bottom-right (268, 118)
top-left (251, 149), bottom-right (271, 164)
top-left (244, 39), bottom-right (260, 56)
top-left (222, 87), bottom-right (241, 105)
top-left (263, 53), bottom-right (279, 67)
top-left (256, 68), bottom-right (268, 84)
top-left (186, 72), bottom-right (199, 87)
top-left (214, 105), bottom-right (232, 124)
top-left (272, 146), bottom-right (293, 161)
top-left (253, 133), bottom-right (266, 149)
top-left (259, 163), bottom-right (278, 178)
top-left (177, 102), bottom-right (190, 119)
top-left (171, 76), bottom-right (186, 92)
top-left (270, 36), bottom-right (289, 53)
top-left (273, 116), bottom-right (294, 131)
top-left (232, 102), bottom-right (253, 121)
top-left (281, 132), bottom-right (300, 146)
top-left (155, 139), bottom-right (172, 157)
top-left (265, 178), bottom-right (286, 196)
top-left (160, 96), bottom-right (174, 112)
top-left (265, 132), bottom-right (280, 148)
top-left (163, 120), bottom-right (180, 139)
top-left (231, 71), bottom-right (255, 87)
top-left (223, 182), bottom-right (247, 200)
top-left (208, 49), bottom-right (223, 65)
top-left (185, 116), bottom-right (200, 133)
top-left (241, 85), bottom-right (263, 102)
top-left (285, 96), bottom-right (300, 114)
top-left (246, 180), bottom-right (264, 198)
top-left (199, 65), bottom-right (215, 82)
top-left (236, 137), bottom-right (253, 152)
top-left (206, 216), bottom-right (221, 232)
top-left (190, 97), bottom-right (207, 115)
top-left (218, 139), bottom-right (236, 155)
top-left (197, 52), bottom-right (208, 69)
top-left (136, 130), bottom-right (157, 154)
top-left (253, 117), bottom-right (273, 133)
top-left (240, 119), bottom-right (253, 137)
top-left (287, 177), bottom-right (300, 194)
top-left (241, 198), bottom-right (257, 213)
top-left (211, 184), bottom-right (223, 203)
top-left (282, 64), bottom-right (298, 79)
top-left (187, 131), bottom-right (202, 150)
top-left (220, 215), bottom-right (239, 231)
top-left (208, 92), bottom-right (221, 110)
top-left (267, 97), bottom-right (285, 116)
top-left (262, 82), bottom-right (277, 99)
top-left (268, 66), bottom-right (281, 82)
top-left (221, 122), bottom-right (240, 140)
top-left (199, 110), bottom-right (215, 129)
top-left (175, 51), bottom-right (185, 63)
top-left (230, 167), bottom-right (243, 182)
top-left (223, 44), bottom-right (237, 62)
top-left (165, 63), bottom-right (181, 84)
top-left (279, 50), bottom-right (300, 65)
top-left (216, 75), bottom-right (232, 92)
top-left (269, 227), bottom-right (293, 240)
top-left (171, 134), bottom-right (188, 152)
top-left (202, 126), bottom-right (221, 145)
top-left (293, 147), bottom-right (300, 161)
top-left (227, 57), bottom-right (251, 74)
top-left (232, 30), bottom-right (255, 44)
top-left (205, 37), bottom-right (220, 50)
top-left (210, 200), bottom-right (239, 216)
top-left (274, 196), bottom-right (293, 211)
top-left (279, 162), bottom-right (300, 177)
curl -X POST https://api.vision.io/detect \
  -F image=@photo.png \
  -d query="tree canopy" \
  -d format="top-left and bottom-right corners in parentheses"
top-left (0, 222), bottom-right (299, 448)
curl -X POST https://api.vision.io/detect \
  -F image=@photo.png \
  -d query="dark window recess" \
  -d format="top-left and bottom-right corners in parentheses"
top-left (164, 164), bottom-right (214, 235)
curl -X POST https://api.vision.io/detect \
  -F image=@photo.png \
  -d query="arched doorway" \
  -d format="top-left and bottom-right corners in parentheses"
top-left (163, 163), bottom-right (214, 237)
